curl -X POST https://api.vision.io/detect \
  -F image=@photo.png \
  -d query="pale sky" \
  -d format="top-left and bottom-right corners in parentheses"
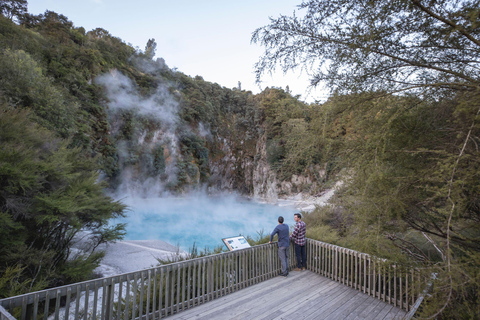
top-left (27, 0), bottom-right (328, 102)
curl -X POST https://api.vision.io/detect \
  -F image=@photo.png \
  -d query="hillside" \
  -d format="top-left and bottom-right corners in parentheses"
top-left (0, 9), bottom-right (332, 297)
top-left (1, 2), bottom-right (480, 317)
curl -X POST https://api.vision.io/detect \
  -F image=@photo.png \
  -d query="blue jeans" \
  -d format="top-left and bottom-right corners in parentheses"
top-left (295, 243), bottom-right (306, 268)
top-left (278, 246), bottom-right (289, 275)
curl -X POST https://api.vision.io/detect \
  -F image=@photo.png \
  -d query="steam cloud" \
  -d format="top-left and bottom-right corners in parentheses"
top-left (96, 65), bottom-right (294, 249)
top-left (95, 69), bottom-right (180, 197)
top-left (115, 194), bottom-right (297, 250)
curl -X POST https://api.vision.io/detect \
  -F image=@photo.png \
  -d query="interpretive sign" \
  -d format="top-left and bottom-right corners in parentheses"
top-left (222, 236), bottom-right (251, 251)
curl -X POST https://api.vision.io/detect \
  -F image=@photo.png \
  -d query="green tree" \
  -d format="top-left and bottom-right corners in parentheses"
top-left (0, 105), bottom-right (126, 295)
top-left (253, 1), bottom-right (480, 317)
top-left (144, 38), bottom-right (157, 59)
top-left (252, 0), bottom-right (480, 94)
top-left (0, 0), bottom-right (27, 21)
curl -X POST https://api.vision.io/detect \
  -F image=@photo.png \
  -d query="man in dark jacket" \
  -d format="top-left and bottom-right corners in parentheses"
top-left (269, 216), bottom-right (290, 277)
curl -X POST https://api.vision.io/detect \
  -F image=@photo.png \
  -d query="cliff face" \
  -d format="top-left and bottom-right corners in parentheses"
top-left (92, 63), bottom-right (326, 200)
top-left (207, 129), bottom-right (327, 203)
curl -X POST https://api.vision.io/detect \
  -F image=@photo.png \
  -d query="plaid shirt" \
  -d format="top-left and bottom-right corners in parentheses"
top-left (290, 220), bottom-right (306, 246)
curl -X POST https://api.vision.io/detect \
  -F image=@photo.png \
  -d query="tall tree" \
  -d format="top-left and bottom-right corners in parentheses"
top-left (0, 0), bottom-right (27, 21)
top-left (252, 0), bottom-right (480, 94)
top-left (253, 1), bottom-right (480, 317)
top-left (0, 105), bottom-right (126, 295)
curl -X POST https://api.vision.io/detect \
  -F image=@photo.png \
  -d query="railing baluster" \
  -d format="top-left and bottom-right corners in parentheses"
top-left (151, 270), bottom-right (156, 319)
top-left (20, 296), bottom-right (26, 320)
top-left (363, 254), bottom-right (367, 293)
top-left (368, 257), bottom-right (373, 296)
top-left (117, 275), bottom-right (123, 320)
top-left (64, 288), bottom-right (70, 320)
top-left (176, 264), bottom-right (181, 313)
top-left (383, 265), bottom-right (386, 302)
top-left (190, 261), bottom-right (195, 308)
top-left (171, 265), bottom-right (177, 314)
top-left (146, 270), bottom-right (151, 319)
top-left (400, 270), bottom-right (403, 310)
top-left (394, 265), bottom-right (397, 307)
top-left (124, 275), bottom-right (130, 320)
top-left (186, 261), bottom-right (191, 308)
top-left (406, 270), bottom-right (409, 311)
top-left (42, 291), bottom-right (49, 320)
top-left (158, 267), bottom-right (164, 318)
top-left (216, 256), bottom-right (221, 298)
top-left (181, 262), bottom-right (186, 310)
top-left (107, 280), bottom-right (114, 320)
top-left (82, 285), bottom-right (88, 320)
top-left (164, 267), bottom-right (169, 317)
top-left (206, 257), bottom-right (212, 301)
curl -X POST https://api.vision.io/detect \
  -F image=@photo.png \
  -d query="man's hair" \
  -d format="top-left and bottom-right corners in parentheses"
top-left (278, 216), bottom-right (284, 223)
top-left (294, 213), bottom-right (302, 219)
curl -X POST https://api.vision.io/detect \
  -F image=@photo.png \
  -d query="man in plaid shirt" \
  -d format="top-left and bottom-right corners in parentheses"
top-left (290, 213), bottom-right (306, 271)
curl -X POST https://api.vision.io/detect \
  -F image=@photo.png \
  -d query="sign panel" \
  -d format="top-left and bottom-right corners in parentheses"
top-left (222, 236), bottom-right (251, 251)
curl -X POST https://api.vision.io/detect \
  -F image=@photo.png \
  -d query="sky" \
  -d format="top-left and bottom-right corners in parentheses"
top-left (27, 0), bottom-right (328, 102)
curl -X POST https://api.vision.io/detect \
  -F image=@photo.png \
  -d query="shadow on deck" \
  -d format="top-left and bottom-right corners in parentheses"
top-left (167, 270), bottom-right (406, 320)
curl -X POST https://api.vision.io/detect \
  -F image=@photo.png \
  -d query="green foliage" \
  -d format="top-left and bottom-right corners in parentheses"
top-left (0, 105), bottom-right (126, 297)
top-left (254, 2), bottom-right (480, 316)
top-left (0, 0), bottom-right (27, 20)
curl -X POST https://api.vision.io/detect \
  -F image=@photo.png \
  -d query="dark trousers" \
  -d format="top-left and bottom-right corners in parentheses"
top-left (295, 243), bottom-right (306, 268)
top-left (278, 246), bottom-right (289, 276)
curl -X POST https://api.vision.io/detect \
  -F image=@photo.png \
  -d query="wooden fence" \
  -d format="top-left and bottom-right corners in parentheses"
top-left (0, 243), bottom-right (295, 320)
top-left (305, 239), bottom-right (425, 313)
top-left (0, 239), bottom-right (426, 319)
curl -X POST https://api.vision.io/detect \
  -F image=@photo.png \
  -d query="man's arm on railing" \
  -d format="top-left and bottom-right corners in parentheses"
top-left (269, 225), bottom-right (279, 243)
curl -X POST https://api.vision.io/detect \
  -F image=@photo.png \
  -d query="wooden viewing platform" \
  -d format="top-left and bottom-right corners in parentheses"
top-left (0, 239), bottom-right (425, 320)
top-left (167, 269), bottom-right (406, 320)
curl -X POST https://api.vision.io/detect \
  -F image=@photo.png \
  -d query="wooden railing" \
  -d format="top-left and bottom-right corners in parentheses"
top-left (0, 243), bottom-right (295, 320)
top-left (305, 239), bottom-right (425, 314)
top-left (0, 239), bottom-right (427, 319)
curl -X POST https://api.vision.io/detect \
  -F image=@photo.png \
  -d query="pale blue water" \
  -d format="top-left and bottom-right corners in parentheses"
top-left (113, 195), bottom-right (297, 250)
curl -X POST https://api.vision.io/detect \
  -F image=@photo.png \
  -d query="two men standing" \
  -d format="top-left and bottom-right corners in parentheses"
top-left (269, 213), bottom-right (306, 277)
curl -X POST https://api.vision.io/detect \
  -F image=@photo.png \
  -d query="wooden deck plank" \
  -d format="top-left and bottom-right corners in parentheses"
top-left (303, 287), bottom-right (364, 319)
top-left (166, 270), bottom-right (406, 320)
top-left (374, 303), bottom-right (395, 320)
top-left (169, 271), bottom-right (307, 319)
top-left (272, 282), bottom-right (351, 319)
top-left (354, 297), bottom-right (391, 320)
top-left (221, 272), bottom-right (321, 320)
top-left (323, 291), bottom-right (370, 320)
top-left (247, 273), bottom-right (334, 320)
top-left (261, 278), bottom-right (341, 320)
top-left (171, 271), bottom-right (315, 319)
top-left (343, 295), bottom-right (377, 320)
top-left (382, 306), bottom-right (406, 320)
top-left (352, 298), bottom-right (384, 320)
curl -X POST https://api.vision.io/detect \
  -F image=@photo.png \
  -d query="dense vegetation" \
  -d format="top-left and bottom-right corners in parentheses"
top-left (1, 0), bottom-right (479, 317)
top-left (0, 2), bottom-right (315, 298)
top-left (254, 1), bottom-right (480, 318)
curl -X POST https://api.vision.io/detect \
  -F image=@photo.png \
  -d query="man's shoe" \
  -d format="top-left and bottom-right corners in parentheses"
top-left (301, 267), bottom-right (306, 271)
top-left (292, 268), bottom-right (302, 271)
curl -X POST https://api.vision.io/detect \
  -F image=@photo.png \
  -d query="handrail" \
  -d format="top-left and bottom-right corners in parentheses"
top-left (403, 273), bottom-right (436, 319)
top-left (0, 242), bottom-right (295, 320)
top-left (0, 239), bottom-right (427, 319)
top-left (305, 239), bottom-right (428, 314)
top-left (0, 306), bottom-right (16, 320)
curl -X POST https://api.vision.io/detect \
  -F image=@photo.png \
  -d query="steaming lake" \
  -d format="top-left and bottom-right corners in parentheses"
top-left (113, 195), bottom-right (297, 250)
